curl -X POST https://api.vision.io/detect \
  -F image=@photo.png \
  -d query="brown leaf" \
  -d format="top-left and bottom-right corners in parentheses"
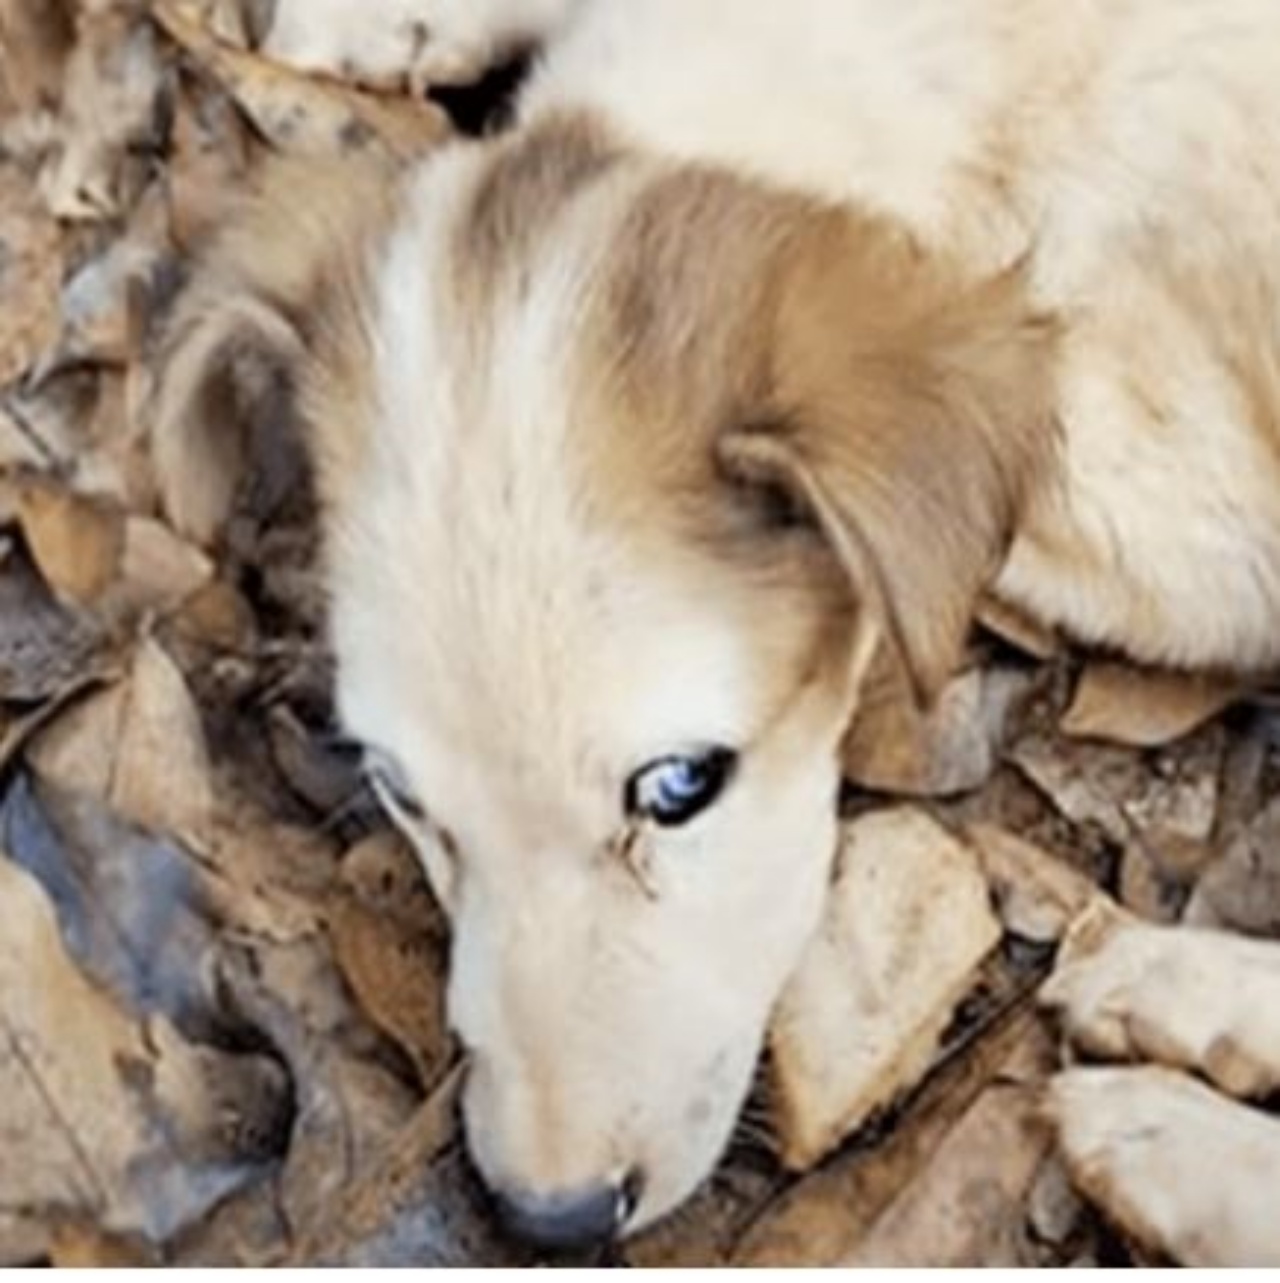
top-left (844, 666), bottom-right (1031, 797)
top-left (1062, 662), bottom-right (1242, 748)
top-left (1118, 838), bottom-right (1192, 924)
top-left (210, 939), bottom-right (425, 1255)
top-left (968, 822), bottom-right (1099, 945)
top-left (0, 400), bottom-right (63, 472)
top-left (0, 0), bottom-right (75, 121)
top-left (770, 808), bottom-right (1002, 1170)
top-left (37, 1), bottom-right (167, 222)
top-left (0, 847), bottom-right (286, 1260)
top-left (28, 634), bottom-right (215, 845)
top-left (623, 1164), bottom-right (780, 1268)
top-left (197, 799), bottom-right (336, 942)
top-left (1185, 793), bottom-right (1280, 936)
top-left (115, 515), bottom-right (216, 615)
top-left (47, 1222), bottom-right (157, 1268)
top-left (166, 577), bottom-right (258, 653)
top-left (735, 1008), bottom-right (1045, 1266)
top-left (328, 832), bottom-right (450, 1087)
top-left (282, 1067), bottom-right (529, 1268)
top-left (33, 183), bottom-right (172, 379)
top-left (0, 538), bottom-right (105, 704)
top-left (16, 477), bottom-right (126, 608)
top-left (1011, 725), bottom-right (1223, 854)
top-left (838, 1077), bottom-right (1052, 1265)
top-left (0, 370), bottom-right (101, 478)
top-left (0, 166), bottom-right (63, 386)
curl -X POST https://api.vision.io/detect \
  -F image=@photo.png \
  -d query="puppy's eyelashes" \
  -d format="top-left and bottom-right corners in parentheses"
top-left (624, 748), bottom-right (738, 829)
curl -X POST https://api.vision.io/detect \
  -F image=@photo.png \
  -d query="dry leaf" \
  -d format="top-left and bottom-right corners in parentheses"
top-left (968, 822), bottom-right (1099, 945)
top-left (210, 939), bottom-right (425, 1253)
top-left (283, 1067), bottom-right (530, 1268)
top-left (839, 1076), bottom-right (1051, 1266)
top-left (1117, 838), bottom-right (1190, 924)
top-left (0, 773), bottom-right (218, 1031)
top-left (0, 400), bottom-right (62, 472)
top-left (0, 539), bottom-right (105, 704)
top-left (267, 702), bottom-right (364, 816)
top-left (116, 515), bottom-right (215, 614)
top-left (1011, 726), bottom-right (1222, 853)
top-left (736, 1007), bottom-right (1041, 1266)
top-left (770, 808), bottom-right (1002, 1169)
top-left (0, 848), bottom-right (286, 1260)
top-left (1062, 662), bottom-right (1242, 748)
top-left (38, 2), bottom-right (167, 222)
top-left (1025, 1155), bottom-right (1087, 1253)
top-left (197, 799), bottom-right (336, 943)
top-left (33, 186), bottom-right (173, 387)
top-left (47, 1222), bottom-right (157, 1268)
top-left (1013, 724), bottom-right (1225, 925)
top-left (328, 831), bottom-right (450, 1086)
top-left (167, 577), bottom-right (258, 652)
top-left (0, 167), bottom-right (63, 385)
top-left (28, 633), bottom-right (214, 844)
top-left (1, 370), bottom-right (101, 477)
top-left (16, 478), bottom-right (126, 608)
top-left (844, 666), bottom-right (1030, 797)
top-left (623, 1165), bottom-right (779, 1268)
top-left (197, 0), bottom-right (255, 50)
top-left (1185, 792), bottom-right (1280, 936)
top-left (0, 0), bottom-right (75, 121)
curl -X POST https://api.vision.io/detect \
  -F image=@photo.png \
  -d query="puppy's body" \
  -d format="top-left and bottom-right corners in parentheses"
top-left (519, 0), bottom-right (1280, 669)
top-left (156, 0), bottom-right (1280, 1241)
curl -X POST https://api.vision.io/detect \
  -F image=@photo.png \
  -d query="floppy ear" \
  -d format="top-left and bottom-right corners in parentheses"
top-left (150, 282), bottom-right (305, 547)
top-left (148, 153), bottom-right (400, 546)
top-left (719, 224), bottom-right (1057, 785)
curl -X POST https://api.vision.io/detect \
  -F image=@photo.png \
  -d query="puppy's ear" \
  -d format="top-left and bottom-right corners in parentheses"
top-left (720, 224), bottom-right (1057, 782)
top-left (149, 153), bottom-right (399, 545)
top-left (150, 279), bottom-right (305, 546)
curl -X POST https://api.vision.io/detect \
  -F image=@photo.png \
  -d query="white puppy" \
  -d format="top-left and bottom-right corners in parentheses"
top-left (156, 0), bottom-right (1280, 1252)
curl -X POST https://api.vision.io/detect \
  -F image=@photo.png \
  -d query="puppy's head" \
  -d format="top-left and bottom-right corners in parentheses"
top-left (153, 118), bottom-right (1052, 1243)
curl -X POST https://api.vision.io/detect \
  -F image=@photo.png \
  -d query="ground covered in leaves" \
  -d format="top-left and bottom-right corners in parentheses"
top-left (2, 0), bottom-right (1279, 1267)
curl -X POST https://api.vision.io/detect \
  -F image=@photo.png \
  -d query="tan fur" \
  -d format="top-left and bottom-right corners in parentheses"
top-left (453, 112), bottom-right (622, 312)
top-left (581, 171), bottom-right (1055, 755)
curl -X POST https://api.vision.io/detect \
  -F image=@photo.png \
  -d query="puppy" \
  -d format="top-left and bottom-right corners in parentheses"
top-left (155, 0), bottom-right (1280, 1252)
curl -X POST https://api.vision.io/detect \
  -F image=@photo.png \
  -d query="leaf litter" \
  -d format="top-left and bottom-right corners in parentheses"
top-left (1, 0), bottom-right (1279, 1266)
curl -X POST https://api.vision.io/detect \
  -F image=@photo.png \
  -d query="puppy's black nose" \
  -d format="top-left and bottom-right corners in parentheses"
top-left (492, 1173), bottom-right (639, 1251)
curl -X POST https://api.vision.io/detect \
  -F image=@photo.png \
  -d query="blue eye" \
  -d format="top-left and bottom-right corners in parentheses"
top-left (625, 749), bottom-right (738, 828)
